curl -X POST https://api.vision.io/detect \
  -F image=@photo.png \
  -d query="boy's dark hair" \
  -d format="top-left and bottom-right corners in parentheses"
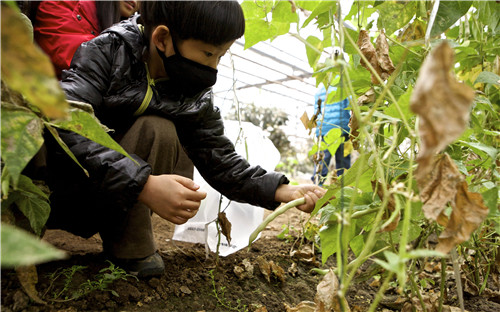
top-left (140, 1), bottom-right (245, 46)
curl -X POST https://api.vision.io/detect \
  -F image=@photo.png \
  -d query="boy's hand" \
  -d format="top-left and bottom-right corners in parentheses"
top-left (138, 174), bottom-right (207, 224)
top-left (274, 183), bottom-right (326, 213)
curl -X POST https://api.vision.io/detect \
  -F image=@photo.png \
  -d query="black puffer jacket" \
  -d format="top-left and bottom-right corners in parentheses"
top-left (57, 14), bottom-right (287, 215)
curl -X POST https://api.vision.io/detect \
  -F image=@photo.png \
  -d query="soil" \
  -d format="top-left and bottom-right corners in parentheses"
top-left (2, 208), bottom-right (500, 312)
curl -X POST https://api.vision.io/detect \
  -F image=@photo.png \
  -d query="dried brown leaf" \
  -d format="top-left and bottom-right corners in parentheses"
top-left (357, 30), bottom-right (380, 84)
top-left (284, 301), bottom-right (316, 312)
top-left (256, 256), bottom-right (271, 283)
top-left (314, 270), bottom-right (348, 312)
top-left (217, 212), bottom-right (232, 244)
top-left (357, 30), bottom-right (395, 84)
top-left (269, 261), bottom-right (286, 283)
top-left (436, 181), bottom-right (489, 254)
top-left (357, 88), bottom-right (375, 105)
top-left (15, 265), bottom-right (45, 305)
top-left (375, 30), bottom-right (396, 80)
top-left (410, 42), bottom-right (475, 178)
top-left (417, 154), bottom-right (463, 224)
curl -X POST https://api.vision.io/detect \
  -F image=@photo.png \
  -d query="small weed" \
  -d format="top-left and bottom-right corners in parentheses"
top-left (44, 260), bottom-right (137, 301)
top-left (208, 269), bottom-right (248, 312)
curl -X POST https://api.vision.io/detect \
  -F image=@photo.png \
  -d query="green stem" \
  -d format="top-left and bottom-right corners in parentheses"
top-left (247, 197), bottom-right (305, 248)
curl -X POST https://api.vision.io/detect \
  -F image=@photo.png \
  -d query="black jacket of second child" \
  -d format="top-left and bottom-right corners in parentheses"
top-left (46, 15), bottom-right (287, 235)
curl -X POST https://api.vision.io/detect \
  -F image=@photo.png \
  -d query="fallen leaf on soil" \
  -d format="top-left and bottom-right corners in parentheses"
top-left (234, 258), bottom-right (254, 280)
top-left (416, 154), bottom-right (463, 224)
top-left (255, 306), bottom-right (269, 312)
top-left (436, 181), bottom-right (489, 254)
top-left (217, 212), bottom-right (232, 244)
top-left (256, 256), bottom-right (271, 283)
top-left (288, 262), bottom-right (298, 277)
top-left (291, 244), bottom-right (317, 264)
top-left (371, 181), bottom-right (400, 232)
top-left (315, 269), bottom-right (349, 312)
top-left (284, 301), bottom-right (316, 312)
top-left (410, 42), bottom-right (475, 179)
top-left (269, 261), bottom-right (286, 283)
top-left (357, 29), bottom-right (395, 84)
top-left (15, 265), bottom-right (45, 304)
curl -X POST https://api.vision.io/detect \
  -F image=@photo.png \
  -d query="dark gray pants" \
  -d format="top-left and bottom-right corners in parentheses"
top-left (101, 116), bottom-right (193, 259)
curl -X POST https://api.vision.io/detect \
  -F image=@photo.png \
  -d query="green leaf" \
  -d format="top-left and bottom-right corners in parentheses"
top-left (474, 71), bottom-right (500, 86)
top-left (384, 86), bottom-right (413, 122)
top-left (301, 0), bottom-right (336, 29)
top-left (350, 234), bottom-right (365, 257)
top-left (482, 186), bottom-right (499, 217)
top-left (10, 175), bottom-right (50, 235)
top-left (305, 36), bottom-right (323, 68)
top-left (430, 1), bottom-right (472, 37)
top-left (244, 19), bottom-right (279, 49)
top-left (323, 128), bottom-right (344, 156)
top-left (319, 223), bottom-right (338, 264)
top-left (459, 141), bottom-right (498, 161)
top-left (241, 1), bottom-right (267, 19)
top-left (1, 5), bottom-right (68, 119)
top-left (52, 110), bottom-right (134, 164)
top-left (377, 1), bottom-right (417, 35)
top-left (1, 106), bottom-right (44, 187)
top-left (1, 223), bottom-right (66, 268)
top-left (475, 0), bottom-right (500, 33)
top-left (272, 1), bottom-right (298, 24)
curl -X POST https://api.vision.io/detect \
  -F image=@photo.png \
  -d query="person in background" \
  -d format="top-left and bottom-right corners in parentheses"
top-left (33, 1), bottom-right (139, 78)
top-left (34, 1), bottom-right (326, 279)
top-left (311, 84), bottom-right (351, 185)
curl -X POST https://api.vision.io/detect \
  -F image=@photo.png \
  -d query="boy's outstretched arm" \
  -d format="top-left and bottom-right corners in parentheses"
top-left (274, 184), bottom-right (326, 213)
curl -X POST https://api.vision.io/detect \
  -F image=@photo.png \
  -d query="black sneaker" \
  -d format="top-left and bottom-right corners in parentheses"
top-left (114, 252), bottom-right (165, 279)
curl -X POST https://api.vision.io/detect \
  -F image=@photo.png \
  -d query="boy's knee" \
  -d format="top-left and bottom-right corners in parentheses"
top-left (132, 115), bottom-right (178, 143)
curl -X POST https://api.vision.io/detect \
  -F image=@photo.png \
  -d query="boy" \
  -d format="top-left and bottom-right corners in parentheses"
top-left (44, 1), bottom-right (325, 278)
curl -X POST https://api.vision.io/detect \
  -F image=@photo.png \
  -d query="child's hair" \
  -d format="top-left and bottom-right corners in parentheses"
top-left (96, 1), bottom-right (122, 31)
top-left (140, 1), bottom-right (245, 46)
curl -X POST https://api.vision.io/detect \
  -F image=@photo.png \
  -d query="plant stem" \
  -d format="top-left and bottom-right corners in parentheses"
top-left (247, 197), bottom-right (305, 247)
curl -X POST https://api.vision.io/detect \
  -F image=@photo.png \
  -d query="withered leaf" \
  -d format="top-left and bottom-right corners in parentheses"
top-left (416, 154), bottom-right (463, 224)
top-left (358, 30), bottom-right (379, 84)
top-left (16, 265), bottom-right (45, 304)
top-left (269, 260), bottom-right (286, 283)
top-left (436, 181), bottom-right (489, 254)
top-left (371, 181), bottom-right (400, 232)
top-left (284, 301), bottom-right (316, 312)
top-left (217, 212), bottom-right (232, 244)
top-left (375, 30), bottom-right (396, 81)
top-left (256, 256), bottom-right (271, 283)
top-left (357, 29), bottom-right (395, 84)
top-left (314, 269), bottom-right (348, 312)
top-left (410, 42), bottom-right (475, 178)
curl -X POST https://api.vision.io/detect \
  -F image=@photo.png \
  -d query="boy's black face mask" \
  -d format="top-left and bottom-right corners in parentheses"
top-left (156, 38), bottom-right (218, 98)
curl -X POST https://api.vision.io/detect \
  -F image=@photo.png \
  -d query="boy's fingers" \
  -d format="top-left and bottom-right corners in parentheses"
top-left (174, 175), bottom-right (201, 191)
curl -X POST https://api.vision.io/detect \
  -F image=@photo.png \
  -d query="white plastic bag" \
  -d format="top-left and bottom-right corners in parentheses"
top-left (172, 120), bottom-right (281, 256)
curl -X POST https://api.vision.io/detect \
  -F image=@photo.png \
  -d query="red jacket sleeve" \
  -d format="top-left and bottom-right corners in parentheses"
top-left (34, 1), bottom-right (99, 78)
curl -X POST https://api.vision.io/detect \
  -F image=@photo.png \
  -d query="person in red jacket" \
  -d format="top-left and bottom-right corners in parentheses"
top-left (34, 1), bottom-right (139, 78)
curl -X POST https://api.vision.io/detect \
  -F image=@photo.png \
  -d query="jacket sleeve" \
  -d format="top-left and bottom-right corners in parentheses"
top-left (58, 34), bottom-right (152, 211)
top-left (173, 92), bottom-right (288, 210)
top-left (34, 1), bottom-right (99, 78)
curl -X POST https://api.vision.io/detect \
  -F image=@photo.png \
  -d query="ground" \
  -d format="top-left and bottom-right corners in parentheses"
top-left (2, 208), bottom-right (500, 312)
